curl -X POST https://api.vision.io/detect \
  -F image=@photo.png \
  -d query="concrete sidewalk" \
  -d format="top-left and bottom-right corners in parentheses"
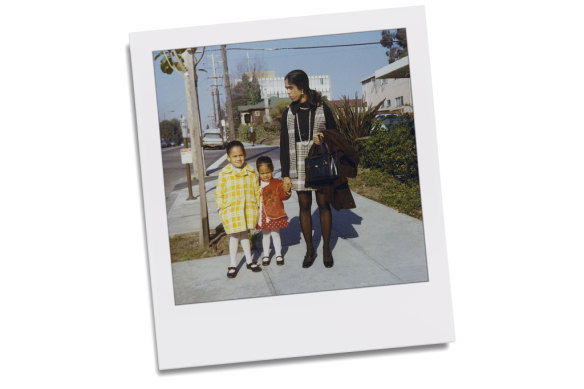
top-left (167, 144), bottom-right (428, 305)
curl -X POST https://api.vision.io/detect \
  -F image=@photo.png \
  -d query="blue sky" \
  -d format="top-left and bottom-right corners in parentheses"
top-left (153, 29), bottom-right (393, 129)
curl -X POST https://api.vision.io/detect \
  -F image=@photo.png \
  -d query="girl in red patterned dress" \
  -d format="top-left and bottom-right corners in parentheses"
top-left (255, 156), bottom-right (292, 266)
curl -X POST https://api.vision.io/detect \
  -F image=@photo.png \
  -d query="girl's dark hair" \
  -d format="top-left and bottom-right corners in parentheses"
top-left (226, 140), bottom-right (245, 155)
top-left (256, 155), bottom-right (274, 172)
top-left (285, 69), bottom-right (323, 106)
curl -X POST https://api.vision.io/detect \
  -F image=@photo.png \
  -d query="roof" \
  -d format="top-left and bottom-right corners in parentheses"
top-left (237, 97), bottom-right (291, 111)
top-left (330, 99), bottom-right (362, 108)
top-left (374, 56), bottom-right (410, 79)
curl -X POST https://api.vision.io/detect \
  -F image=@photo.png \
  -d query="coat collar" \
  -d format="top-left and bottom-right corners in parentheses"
top-left (290, 100), bottom-right (316, 115)
top-left (224, 163), bottom-right (254, 175)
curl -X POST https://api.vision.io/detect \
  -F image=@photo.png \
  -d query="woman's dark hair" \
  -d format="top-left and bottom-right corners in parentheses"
top-left (256, 155), bottom-right (274, 172)
top-left (285, 69), bottom-right (323, 105)
top-left (226, 140), bottom-right (245, 155)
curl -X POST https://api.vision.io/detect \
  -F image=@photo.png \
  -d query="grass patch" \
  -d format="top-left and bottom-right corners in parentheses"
top-left (348, 168), bottom-right (423, 220)
top-left (169, 227), bottom-right (262, 263)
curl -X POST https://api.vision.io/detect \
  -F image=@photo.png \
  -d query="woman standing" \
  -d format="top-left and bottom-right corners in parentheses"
top-left (280, 69), bottom-right (338, 268)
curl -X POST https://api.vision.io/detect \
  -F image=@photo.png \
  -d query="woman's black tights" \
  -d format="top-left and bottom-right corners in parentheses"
top-left (297, 191), bottom-right (332, 255)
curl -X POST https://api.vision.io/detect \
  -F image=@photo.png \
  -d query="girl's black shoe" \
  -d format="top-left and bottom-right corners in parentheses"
top-left (302, 251), bottom-right (317, 268)
top-left (246, 262), bottom-right (262, 272)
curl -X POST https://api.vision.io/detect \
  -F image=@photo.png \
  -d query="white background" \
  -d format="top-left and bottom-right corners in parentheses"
top-left (1, 0), bottom-right (583, 387)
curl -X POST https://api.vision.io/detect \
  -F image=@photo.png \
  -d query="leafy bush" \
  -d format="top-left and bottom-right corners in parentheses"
top-left (360, 125), bottom-right (419, 183)
top-left (236, 123), bottom-right (280, 143)
top-left (262, 120), bottom-right (281, 133)
top-left (269, 99), bottom-right (291, 121)
top-left (348, 168), bottom-right (422, 219)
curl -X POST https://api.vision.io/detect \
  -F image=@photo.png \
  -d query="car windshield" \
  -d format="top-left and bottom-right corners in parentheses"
top-left (204, 134), bottom-right (221, 139)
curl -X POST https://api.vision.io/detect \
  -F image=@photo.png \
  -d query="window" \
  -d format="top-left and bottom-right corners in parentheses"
top-left (254, 111), bottom-right (261, 116)
top-left (395, 96), bottom-right (404, 106)
top-left (385, 99), bottom-right (391, 107)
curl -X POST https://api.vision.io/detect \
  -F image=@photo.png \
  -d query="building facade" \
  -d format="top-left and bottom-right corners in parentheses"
top-left (361, 56), bottom-right (413, 115)
top-left (233, 72), bottom-right (332, 100)
top-left (259, 75), bottom-right (332, 100)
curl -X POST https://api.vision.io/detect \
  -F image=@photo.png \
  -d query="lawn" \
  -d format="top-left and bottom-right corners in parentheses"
top-left (348, 168), bottom-right (422, 220)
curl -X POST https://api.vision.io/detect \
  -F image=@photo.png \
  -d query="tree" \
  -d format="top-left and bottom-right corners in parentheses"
top-left (380, 29), bottom-right (408, 64)
top-left (153, 48), bottom-right (210, 247)
top-left (241, 73), bottom-right (261, 105)
top-left (269, 99), bottom-right (291, 121)
top-left (159, 119), bottom-right (181, 144)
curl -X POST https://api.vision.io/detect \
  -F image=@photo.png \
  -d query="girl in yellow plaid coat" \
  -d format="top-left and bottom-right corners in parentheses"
top-left (215, 141), bottom-right (262, 278)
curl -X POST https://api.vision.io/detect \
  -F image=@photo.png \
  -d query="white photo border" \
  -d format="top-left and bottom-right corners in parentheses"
top-left (130, 6), bottom-right (454, 370)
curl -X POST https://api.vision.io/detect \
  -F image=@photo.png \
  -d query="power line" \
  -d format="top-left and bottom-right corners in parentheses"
top-left (206, 42), bottom-right (382, 51)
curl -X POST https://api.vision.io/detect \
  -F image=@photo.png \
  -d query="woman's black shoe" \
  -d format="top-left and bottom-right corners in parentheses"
top-left (302, 251), bottom-right (317, 268)
top-left (323, 251), bottom-right (334, 268)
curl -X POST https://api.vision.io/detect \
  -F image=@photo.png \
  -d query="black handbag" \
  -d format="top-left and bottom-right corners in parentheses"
top-left (305, 141), bottom-right (339, 186)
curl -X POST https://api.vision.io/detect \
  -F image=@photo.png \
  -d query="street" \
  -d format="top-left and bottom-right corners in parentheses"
top-left (161, 144), bottom-right (281, 211)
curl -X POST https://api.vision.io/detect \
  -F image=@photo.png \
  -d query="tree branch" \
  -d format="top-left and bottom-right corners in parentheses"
top-left (194, 46), bottom-right (206, 67)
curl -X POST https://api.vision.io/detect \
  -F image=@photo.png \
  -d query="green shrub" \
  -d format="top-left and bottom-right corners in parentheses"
top-left (262, 120), bottom-right (281, 134)
top-left (269, 99), bottom-right (291, 121)
top-left (236, 123), bottom-right (279, 143)
top-left (360, 126), bottom-right (419, 183)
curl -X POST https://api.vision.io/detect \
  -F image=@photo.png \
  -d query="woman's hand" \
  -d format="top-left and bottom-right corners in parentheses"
top-left (283, 177), bottom-right (292, 193)
top-left (313, 133), bottom-right (324, 145)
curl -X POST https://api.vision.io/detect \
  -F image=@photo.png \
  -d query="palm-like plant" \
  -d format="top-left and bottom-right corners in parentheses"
top-left (330, 94), bottom-right (384, 150)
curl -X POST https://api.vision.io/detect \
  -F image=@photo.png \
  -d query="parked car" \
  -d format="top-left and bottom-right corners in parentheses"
top-left (160, 139), bottom-right (170, 148)
top-left (202, 132), bottom-right (225, 149)
top-left (379, 114), bottom-right (415, 133)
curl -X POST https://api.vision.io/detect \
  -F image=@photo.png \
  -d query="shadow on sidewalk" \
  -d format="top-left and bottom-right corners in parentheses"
top-left (275, 208), bottom-right (363, 257)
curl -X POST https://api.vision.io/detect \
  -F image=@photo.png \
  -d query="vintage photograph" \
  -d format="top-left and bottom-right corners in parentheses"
top-left (153, 29), bottom-right (429, 305)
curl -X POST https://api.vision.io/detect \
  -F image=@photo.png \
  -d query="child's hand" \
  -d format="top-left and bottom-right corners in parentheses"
top-left (283, 177), bottom-right (292, 192)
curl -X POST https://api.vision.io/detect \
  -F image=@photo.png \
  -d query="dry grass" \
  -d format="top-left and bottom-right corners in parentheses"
top-left (169, 228), bottom-right (261, 263)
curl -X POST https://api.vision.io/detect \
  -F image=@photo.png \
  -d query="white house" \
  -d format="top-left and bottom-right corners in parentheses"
top-left (361, 56), bottom-right (413, 114)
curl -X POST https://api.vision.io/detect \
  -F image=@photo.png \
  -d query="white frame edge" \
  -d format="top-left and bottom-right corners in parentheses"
top-left (130, 5), bottom-right (454, 370)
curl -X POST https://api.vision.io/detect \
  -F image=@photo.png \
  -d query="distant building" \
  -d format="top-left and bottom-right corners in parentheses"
top-left (329, 98), bottom-right (364, 112)
top-left (237, 97), bottom-right (291, 125)
top-left (361, 56), bottom-right (413, 114)
top-left (233, 72), bottom-right (332, 100)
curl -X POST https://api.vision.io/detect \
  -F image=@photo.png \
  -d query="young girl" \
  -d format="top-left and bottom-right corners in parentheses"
top-left (255, 156), bottom-right (292, 266)
top-left (215, 141), bottom-right (262, 278)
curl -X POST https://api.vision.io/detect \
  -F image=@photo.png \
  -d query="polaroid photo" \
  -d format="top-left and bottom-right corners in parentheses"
top-left (130, 6), bottom-right (454, 370)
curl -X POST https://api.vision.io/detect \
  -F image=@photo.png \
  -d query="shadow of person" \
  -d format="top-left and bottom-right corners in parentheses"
top-left (312, 208), bottom-right (363, 253)
top-left (273, 216), bottom-right (302, 258)
top-left (274, 207), bottom-right (362, 258)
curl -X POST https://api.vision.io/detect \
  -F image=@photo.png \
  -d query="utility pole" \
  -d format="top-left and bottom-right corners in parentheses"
top-left (210, 89), bottom-right (217, 128)
top-left (208, 53), bottom-right (225, 141)
top-left (221, 45), bottom-right (236, 141)
top-left (210, 54), bottom-right (223, 137)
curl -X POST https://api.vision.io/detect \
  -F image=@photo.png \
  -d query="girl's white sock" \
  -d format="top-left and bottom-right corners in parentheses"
top-left (229, 234), bottom-right (239, 268)
top-left (271, 229), bottom-right (282, 257)
top-left (240, 232), bottom-right (253, 264)
top-left (262, 230), bottom-right (272, 258)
